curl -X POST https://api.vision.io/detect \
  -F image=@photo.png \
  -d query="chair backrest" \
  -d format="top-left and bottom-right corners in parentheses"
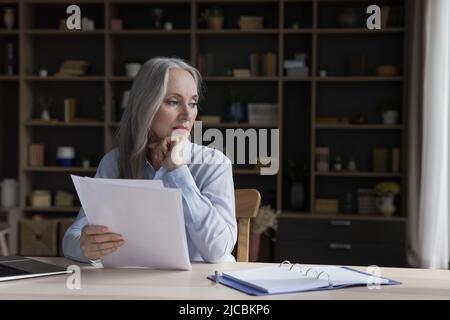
top-left (235, 189), bottom-right (261, 262)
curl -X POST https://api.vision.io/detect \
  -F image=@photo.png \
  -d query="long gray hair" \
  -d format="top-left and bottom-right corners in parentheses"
top-left (116, 57), bottom-right (202, 179)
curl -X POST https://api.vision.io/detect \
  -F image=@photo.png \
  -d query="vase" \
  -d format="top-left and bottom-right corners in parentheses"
top-left (207, 16), bottom-right (224, 30)
top-left (290, 182), bottom-right (305, 210)
top-left (226, 102), bottom-right (244, 123)
top-left (382, 111), bottom-right (398, 125)
top-left (3, 7), bottom-right (15, 29)
top-left (376, 195), bottom-right (396, 216)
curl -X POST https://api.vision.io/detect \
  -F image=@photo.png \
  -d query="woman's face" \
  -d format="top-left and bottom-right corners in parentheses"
top-left (150, 68), bottom-right (198, 141)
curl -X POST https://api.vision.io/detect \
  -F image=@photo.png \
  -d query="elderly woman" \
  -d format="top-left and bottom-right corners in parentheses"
top-left (63, 57), bottom-right (237, 263)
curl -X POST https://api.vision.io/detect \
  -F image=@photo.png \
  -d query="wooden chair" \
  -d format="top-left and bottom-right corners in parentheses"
top-left (235, 189), bottom-right (261, 262)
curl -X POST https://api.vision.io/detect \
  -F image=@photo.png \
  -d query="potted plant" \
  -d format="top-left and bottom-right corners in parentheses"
top-left (250, 205), bottom-right (280, 261)
top-left (200, 6), bottom-right (224, 30)
top-left (374, 182), bottom-right (400, 216)
top-left (288, 160), bottom-right (308, 210)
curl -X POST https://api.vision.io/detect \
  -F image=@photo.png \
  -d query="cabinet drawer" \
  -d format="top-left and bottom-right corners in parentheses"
top-left (274, 240), bottom-right (406, 267)
top-left (276, 217), bottom-right (406, 244)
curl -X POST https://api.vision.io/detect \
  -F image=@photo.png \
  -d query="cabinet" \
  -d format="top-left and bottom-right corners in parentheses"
top-left (0, 0), bottom-right (409, 262)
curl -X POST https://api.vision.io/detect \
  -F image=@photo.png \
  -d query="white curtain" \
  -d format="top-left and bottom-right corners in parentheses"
top-left (419, 0), bottom-right (450, 269)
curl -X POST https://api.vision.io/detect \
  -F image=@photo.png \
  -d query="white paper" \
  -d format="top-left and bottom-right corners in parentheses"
top-left (70, 175), bottom-right (191, 270)
top-left (83, 176), bottom-right (163, 188)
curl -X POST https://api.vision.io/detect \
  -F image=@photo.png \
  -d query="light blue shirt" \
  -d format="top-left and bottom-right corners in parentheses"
top-left (62, 140), bottom-right (237, 264)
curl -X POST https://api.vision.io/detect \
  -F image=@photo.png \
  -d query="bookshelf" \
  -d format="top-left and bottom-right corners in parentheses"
top-left (0, 0), bottom-right (408, 264)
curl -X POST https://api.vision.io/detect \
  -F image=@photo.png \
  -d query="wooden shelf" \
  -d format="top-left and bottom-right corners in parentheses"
top-left (24, 166), bottom-right (97, 173)
top-left (196, 29), bottom-right (279, 35)
top-left (0, 30), bottom-right (19, 35)
top-left (279, 212), bottom-right (408, 222)
top-left (317, 28), bottom-right (405, 34)
top-left (315, 171), bottom-right (402, 178)
top-left (23, 207), bottom-right (80, 213)
top-left (316, 76), bottom-right (403, 82)
top-left (0, 75), bottom-right (19, 81)
top-left (203, 76), bottom-right (278, 82)
top-left (202, 122), bottom-right (278, 128)
top-left (283, 29), bottom-right (314, 34)
top-left (283, 76), bottom-right (313, 81)
top-left (25, 120), bottom-right (105, 127)
top-left (24, 29), bottom-right (105, 35)
top-left (110, 29), bottom-right (191, 35)
top-left (315, 124), bottom-right (403, 130)
top-left (24, 76), bottom-right (105, 81)
top-left (109, 76), bottom-right (133, 81)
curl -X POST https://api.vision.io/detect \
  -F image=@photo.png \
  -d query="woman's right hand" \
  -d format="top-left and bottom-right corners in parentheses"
top-left (80, 225), bottom-right (125, 260)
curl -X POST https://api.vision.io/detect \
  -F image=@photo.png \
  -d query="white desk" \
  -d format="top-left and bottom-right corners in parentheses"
top-left (0, 257), bottom-right (449, 299)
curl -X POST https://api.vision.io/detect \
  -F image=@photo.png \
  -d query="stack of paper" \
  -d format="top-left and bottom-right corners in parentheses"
top-left (71, 175), bottom-right (191, 270)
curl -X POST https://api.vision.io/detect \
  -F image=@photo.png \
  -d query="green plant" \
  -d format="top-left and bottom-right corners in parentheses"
top-left (288, 160), bottom-right (308, 182)
top-left (374, 182), bottom-right (400, 196)
top-left (200, 6), bottom-right (223, 22)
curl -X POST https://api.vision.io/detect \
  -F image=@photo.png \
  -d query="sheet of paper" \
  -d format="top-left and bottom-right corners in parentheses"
top-left (223, 267), bottom-right (329, 294)
top-left (82, 176), bottom-right (164, 188)
top-left (70, 175), bottom-right (191, 270)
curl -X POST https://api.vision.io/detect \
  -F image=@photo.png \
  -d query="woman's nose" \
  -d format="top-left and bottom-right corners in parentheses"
top-left (179, 103), bottom-right (195, 120)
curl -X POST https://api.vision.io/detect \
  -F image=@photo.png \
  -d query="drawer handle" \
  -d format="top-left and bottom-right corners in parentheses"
top-left (329, 243), bottom-right (352, 250)
top-left (330, 220), bottom-right (352, 226)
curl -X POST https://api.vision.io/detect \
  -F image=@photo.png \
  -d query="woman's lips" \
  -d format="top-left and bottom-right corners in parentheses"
top-left (173, 126), bottom-right (189, 131)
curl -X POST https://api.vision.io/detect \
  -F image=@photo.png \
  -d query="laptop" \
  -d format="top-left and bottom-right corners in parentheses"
top-left (0, 256), bottom-right (73, 282)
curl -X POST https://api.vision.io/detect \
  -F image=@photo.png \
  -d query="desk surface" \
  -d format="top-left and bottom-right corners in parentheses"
top-left (0, 258), bottom-right (449, 299)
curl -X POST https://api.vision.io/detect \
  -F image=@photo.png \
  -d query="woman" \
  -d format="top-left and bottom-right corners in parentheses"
top-left (63, 57), bottom-right (237, 263)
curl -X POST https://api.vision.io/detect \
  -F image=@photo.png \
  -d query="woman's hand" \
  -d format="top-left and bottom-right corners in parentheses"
top-left (148, 136), bottom-right (171, 171)
top-left (80, 225), bottom-right (124, 260)
top-left (148, 130), bottom-right (188, 171)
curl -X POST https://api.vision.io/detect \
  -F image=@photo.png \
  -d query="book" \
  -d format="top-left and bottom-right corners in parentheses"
top-left (208, 261), bottom-right (400, 295)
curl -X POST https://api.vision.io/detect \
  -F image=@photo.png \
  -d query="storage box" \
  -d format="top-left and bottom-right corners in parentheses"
top-left (286, 66), bottom-right (309, 77)
top-left (248, 103), bottom-right (278, 125)
top-left (20, 218), bottom-right (58, 256)
top-left (28, 143), bottom-right (45, 167)
top-left (29, 190), bottom-right (51, 207)
top-left (315, 199), bottom-right (339, 214)
top-left (58, 218), bottom-right (75, 257)
top-left (238, 16), bottom-right (263, 30)
top-left (54, 191), bottom-right (74, 207)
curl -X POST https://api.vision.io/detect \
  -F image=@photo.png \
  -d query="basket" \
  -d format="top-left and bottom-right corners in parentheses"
top-left (238, 16), bottom-right (263, 30)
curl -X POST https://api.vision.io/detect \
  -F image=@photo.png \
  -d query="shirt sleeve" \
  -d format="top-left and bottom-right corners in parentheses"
top-left (159, 159), bottom-right (237, 263)
top-left (62, 151), bottom-right (119, 263)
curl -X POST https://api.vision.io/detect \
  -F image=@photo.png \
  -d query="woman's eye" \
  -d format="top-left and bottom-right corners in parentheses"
top-left (189, 102), bottom-right (199, 108)
top-left (166, 100), bottom-right (178, 106)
